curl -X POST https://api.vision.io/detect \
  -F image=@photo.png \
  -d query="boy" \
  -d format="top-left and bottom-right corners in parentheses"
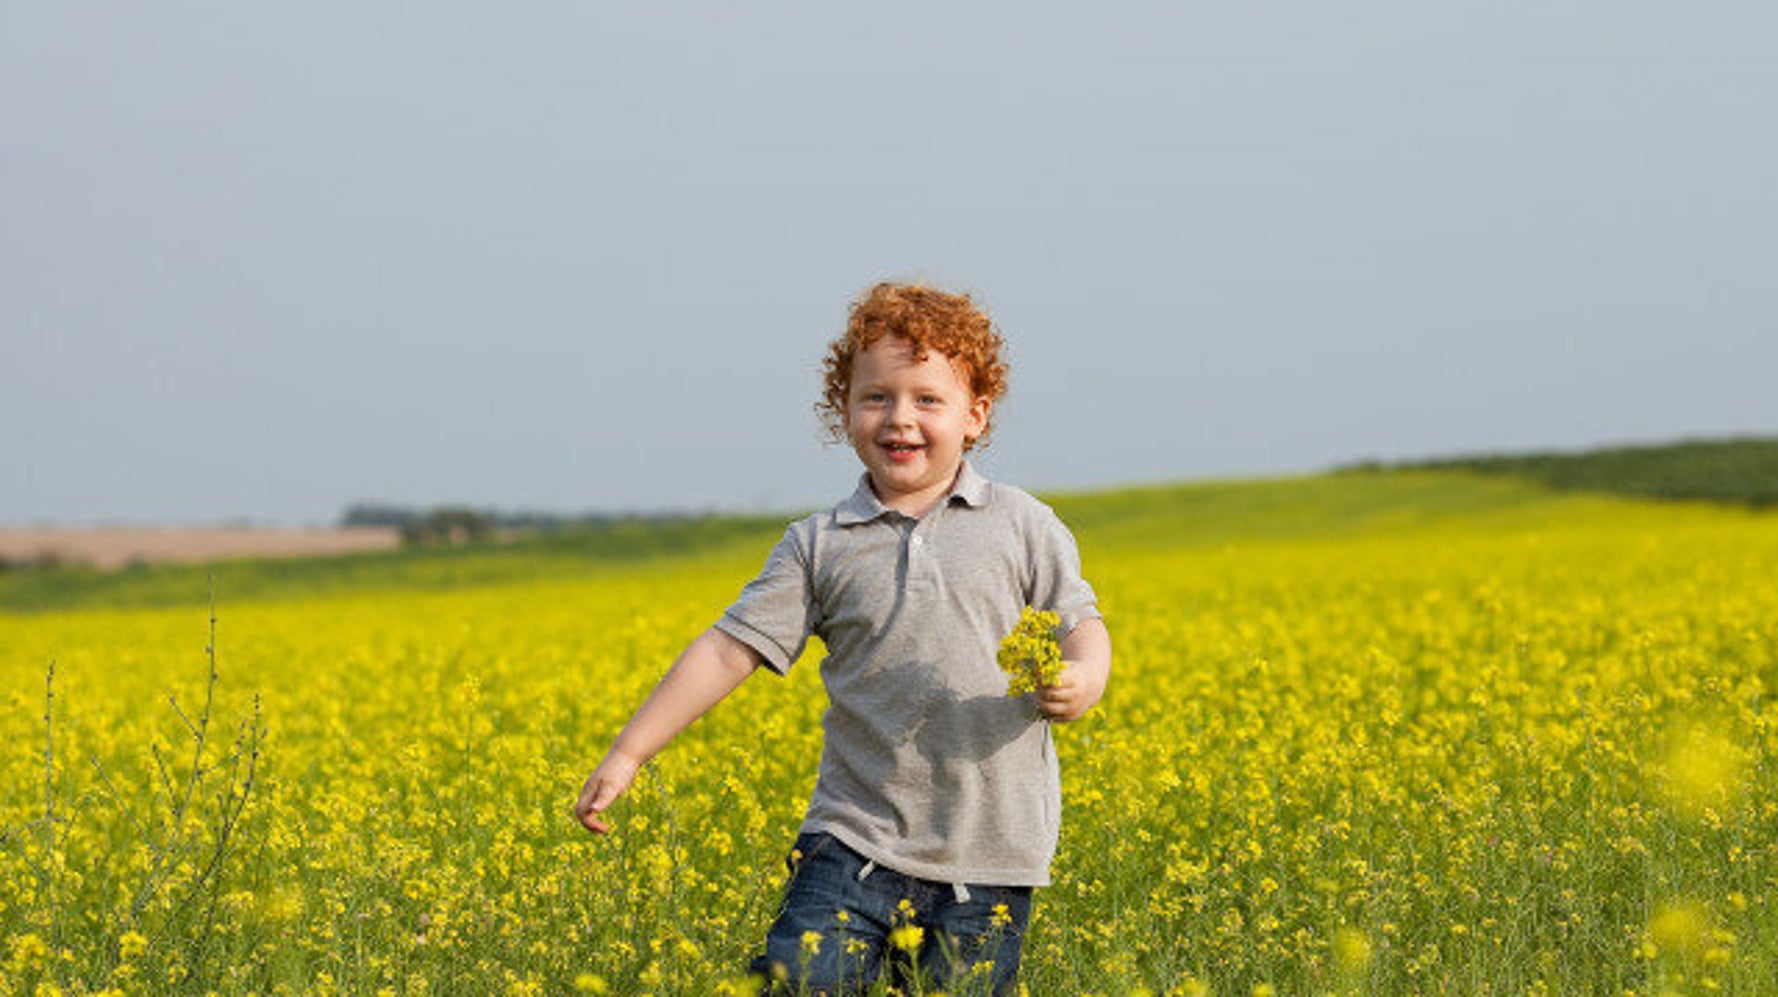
top-left (575, 282), bottom-right (1111, 995)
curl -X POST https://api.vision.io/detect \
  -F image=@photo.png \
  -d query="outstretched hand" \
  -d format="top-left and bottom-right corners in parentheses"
top-left (571, 628), bottom-right (764, 835)
top-left (575, 750), bottom-right (641, 834)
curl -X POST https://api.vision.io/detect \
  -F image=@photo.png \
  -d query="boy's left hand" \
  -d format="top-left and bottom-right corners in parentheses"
top-left (1041, 619), bottom-right (1112, 722)
top-left (1037, 661), bottom-right (1099, 722)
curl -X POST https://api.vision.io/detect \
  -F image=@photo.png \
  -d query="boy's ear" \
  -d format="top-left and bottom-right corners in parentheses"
top-left (965, 396), bottom-right (991, 442)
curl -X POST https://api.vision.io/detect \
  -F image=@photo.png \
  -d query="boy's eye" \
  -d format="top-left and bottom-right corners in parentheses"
top-left (919, 395), bottom-right (941, 406)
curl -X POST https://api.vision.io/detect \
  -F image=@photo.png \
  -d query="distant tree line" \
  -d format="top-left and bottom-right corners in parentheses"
top-left (338, 505), bottom-right (492, 545)
top-left (339, 503), bottom-right (755, 546)
top-left (1344, 436), bottom-right (1778, 507)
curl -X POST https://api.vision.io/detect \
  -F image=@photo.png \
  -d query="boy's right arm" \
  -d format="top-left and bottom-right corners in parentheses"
top-left (574, 626), bottom-right (763, 834)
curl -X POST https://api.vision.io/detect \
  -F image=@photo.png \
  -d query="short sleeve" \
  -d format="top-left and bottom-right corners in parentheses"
top-left (1025, 506), bottom-right (1101, 637)
top-left (714, 524), bottom-right (819, 675)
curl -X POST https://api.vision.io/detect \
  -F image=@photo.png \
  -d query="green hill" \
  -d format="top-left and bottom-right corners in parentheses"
top-left (1350, 436), bottom-right (1778, 507)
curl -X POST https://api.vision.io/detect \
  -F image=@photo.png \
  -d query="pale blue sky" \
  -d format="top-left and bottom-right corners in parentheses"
top-left (4, 2), bottom-right (1774, 524)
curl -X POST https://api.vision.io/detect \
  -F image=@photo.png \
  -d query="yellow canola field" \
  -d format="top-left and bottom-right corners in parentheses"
top-left (2, 492), bottom-right (1776, 995)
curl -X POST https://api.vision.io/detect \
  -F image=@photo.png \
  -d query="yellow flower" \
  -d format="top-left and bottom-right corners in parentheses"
top-left (716, 976), bottom-right (764, 997)
top-left (889, 925), bottom-right (925, 952)
top-left (1333, 926), bottom-right (1373, 974)
top-left (1661, 723), bottom-right (1747, 817)
top-left (998, 607), bottom-right (1065, 696)
top-left (1649, 901), bottom-right (1711, 959)
top-left (7, 933), bottom-right (49, 973)
top-left (800, 930), bottom-right (822, 956)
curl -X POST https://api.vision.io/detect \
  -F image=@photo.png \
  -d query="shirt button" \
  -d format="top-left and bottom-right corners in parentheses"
top-left (911, 535), bottom-right (924, 547)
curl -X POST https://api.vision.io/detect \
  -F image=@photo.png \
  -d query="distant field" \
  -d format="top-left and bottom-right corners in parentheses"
top-left (0, 526), bottom-right (401, 570)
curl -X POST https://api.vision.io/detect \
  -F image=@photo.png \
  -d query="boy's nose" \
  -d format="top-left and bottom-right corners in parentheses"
top-left (888, 397), bottom-right (917, 425)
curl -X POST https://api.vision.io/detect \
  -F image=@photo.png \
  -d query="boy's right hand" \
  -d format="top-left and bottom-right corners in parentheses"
top-left (575, 750), bottom-right (642, 834)
top-left (571, 628), bottom-right (762, 835)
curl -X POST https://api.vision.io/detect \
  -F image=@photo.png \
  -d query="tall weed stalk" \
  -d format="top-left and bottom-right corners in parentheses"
top-left (5, 580), bottom-right (264, 993)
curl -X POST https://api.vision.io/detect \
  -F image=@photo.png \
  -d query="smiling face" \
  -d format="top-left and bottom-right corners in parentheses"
top-left (845, 335), bottom-right (990, 517)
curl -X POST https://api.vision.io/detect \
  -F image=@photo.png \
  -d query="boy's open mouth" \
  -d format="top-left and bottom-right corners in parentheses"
top-left (880, 440), bottom-right (925, 461)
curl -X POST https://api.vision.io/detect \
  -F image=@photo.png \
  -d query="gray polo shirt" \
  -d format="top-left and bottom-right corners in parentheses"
top-left (715, 462), bottom-right (1100, 887)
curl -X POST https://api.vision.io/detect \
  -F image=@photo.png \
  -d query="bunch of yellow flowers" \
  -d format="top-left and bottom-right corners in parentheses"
top-left (998, 607), bottom-right (1065, 696)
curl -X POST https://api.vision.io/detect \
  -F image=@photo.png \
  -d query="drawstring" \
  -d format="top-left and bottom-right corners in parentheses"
top-left (852, 858), bottom-right (970, 904)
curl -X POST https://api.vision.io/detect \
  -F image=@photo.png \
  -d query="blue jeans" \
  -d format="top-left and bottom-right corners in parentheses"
top-left (749, 832), bottom-right (1034, 996)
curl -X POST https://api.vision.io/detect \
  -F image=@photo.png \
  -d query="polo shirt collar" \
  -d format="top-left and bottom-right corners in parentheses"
top-left (950, 460), bottom-right (991, 507)
top-left (834, 461), bottom-right (991, 525)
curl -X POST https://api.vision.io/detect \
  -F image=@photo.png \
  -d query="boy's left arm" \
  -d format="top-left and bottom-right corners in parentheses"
top-left (1038, 617), bottom-right (1112, 723)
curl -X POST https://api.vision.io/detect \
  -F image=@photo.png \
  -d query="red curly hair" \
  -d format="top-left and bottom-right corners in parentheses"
top-left (817, 282), bottom-right (1017, 449)
top-left (818, 282), bottom-right (1010, 450)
